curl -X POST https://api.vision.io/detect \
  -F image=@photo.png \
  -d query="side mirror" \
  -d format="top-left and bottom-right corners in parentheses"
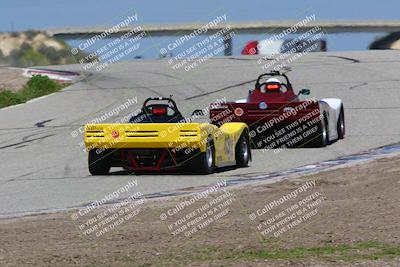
top-left (191, 109), bottom-right (205, 116)
top-left (299, 89), bottom-right (310, 95)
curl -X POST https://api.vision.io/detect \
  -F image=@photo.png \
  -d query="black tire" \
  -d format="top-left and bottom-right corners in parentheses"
top-left (337, 107), bottom-right (345, 139)
top-left (88, 149), bottom-right (110, 175)
top-left (314, 115), bottom-right (329, 147)
top-left (192, 136), bottom-right (215, 174)
top-left (235, 132), bottom-right (250, 167)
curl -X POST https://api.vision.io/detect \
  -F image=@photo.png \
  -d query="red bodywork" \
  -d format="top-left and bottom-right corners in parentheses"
top-left (248, 86), bottom-right (298, 103)
top-left (210, 99), bottom-right (320, 125)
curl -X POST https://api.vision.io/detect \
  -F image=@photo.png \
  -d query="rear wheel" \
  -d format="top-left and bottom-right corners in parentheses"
top-left (235, 132), bottom-right (250, 167)
top-left (314, 115), bottom-right (329, 147)
top-left (88, 149), bottom-right (110, 175)
top-left (337, 107), bottom-right (345, 139)
top-left (193, 137), bottom-right (215, 174)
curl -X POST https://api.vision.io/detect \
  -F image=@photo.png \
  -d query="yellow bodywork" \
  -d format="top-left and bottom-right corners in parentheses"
top-left (84, 122), bottom-right (248, 167)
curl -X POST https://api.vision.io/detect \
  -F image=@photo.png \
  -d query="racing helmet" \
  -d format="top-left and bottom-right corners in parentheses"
top-left (265, 78), bottom-right (282, 92)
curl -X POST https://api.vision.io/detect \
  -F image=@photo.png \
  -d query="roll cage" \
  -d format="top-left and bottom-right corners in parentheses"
top-left (254, 71), bottom-right (293, 92)
top-left (129, 97), bottom-right (186, 123)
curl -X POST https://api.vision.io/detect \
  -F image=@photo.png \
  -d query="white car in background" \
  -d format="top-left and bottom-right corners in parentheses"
top-left (241, 39), bottom-right (327, 56)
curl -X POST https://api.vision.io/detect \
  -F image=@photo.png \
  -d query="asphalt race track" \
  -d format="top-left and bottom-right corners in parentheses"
top-left (1, 50), bottom-right (399, 216)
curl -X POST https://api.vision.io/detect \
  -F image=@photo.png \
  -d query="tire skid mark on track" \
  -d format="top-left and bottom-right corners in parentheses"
top-left (348, 82), bottom-right (368, 90)
top-left (0, 125), bottom-right (83, 131)
top-left (0, 134), bottom-right (54, 150)
top-left (327, 55), bottom-right (361, 63)
top-left (34, 119), bottom-right (54, 128)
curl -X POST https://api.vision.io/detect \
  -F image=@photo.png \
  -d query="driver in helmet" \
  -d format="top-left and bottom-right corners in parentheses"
top-left (264, 78), bottom-right (282, 92)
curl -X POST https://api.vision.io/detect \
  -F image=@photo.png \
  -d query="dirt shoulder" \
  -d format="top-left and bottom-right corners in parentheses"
top-left (0, 67), bottom-right (28, 91)
top-left (1, 155), bottom-right (400, 266)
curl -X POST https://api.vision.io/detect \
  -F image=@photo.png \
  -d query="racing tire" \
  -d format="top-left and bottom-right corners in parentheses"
top-left (235, 132), bottom-right (250, 167)
top-left (193, 136), bottom-right (215, 174)
top-left (88, 149), bottom-right (111, 175)
top-left (314, 115), bottom-right (329, 147)
top-left (337, 107), bottom-right (345, 139)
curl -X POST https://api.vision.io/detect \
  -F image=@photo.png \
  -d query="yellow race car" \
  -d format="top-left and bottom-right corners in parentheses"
top-left (84, 97), bottom-right (251, 175)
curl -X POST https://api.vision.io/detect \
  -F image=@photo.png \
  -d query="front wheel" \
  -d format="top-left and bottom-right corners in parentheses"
top-left (235, 132), bottom-right (250, 167)
top-left (88, 149), bottom-right (110, 175)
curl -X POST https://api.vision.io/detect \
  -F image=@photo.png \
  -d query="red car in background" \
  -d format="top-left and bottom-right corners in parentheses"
top-left (209, 71), bottom-right (345, 149)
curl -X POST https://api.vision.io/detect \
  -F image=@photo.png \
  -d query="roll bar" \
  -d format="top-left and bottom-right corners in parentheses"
top-left (255, 71), bottom-right (293, 90)
top-left (142, 97), bottom-right (179, 110)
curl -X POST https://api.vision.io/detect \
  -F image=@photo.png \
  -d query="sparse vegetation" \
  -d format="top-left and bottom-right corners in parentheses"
top-left (9, 43), bottom-right (50, 67)
top-left (224, 241), bottom-right (400, 262)
top-left (146, 241), bottom-right (400, 264)
top-left (0, 30), bottom-right (93, 67)
top-left (0, 75), bottom-right (66, 108)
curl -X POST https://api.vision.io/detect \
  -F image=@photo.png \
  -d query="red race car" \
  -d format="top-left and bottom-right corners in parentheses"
top-left (209, 71), bottom-right (345, 149)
